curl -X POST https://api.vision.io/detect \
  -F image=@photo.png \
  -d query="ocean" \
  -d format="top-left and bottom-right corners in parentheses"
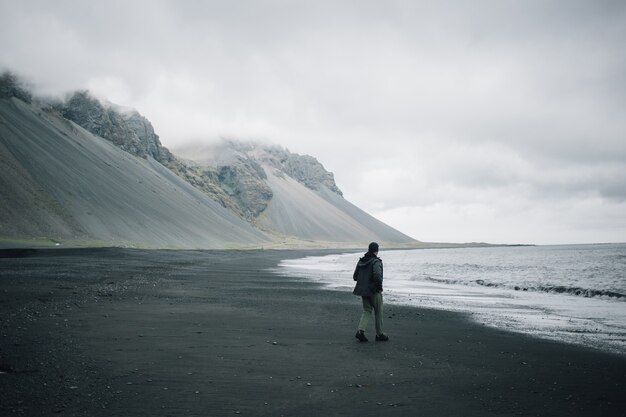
top-left (276, 243), bottom-right (626, 355)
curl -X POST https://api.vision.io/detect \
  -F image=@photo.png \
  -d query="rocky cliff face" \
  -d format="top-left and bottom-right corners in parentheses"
top-left (162, 158), bottom-right (270, 221)
top-left (61, 91), bottom-right (172, 162)
top-left (212, 140), bottom-right (343, 195)
top-left (123, 111), bottom-right (173, 162)
top-left (173, 140), bottom-right (344, 222)
top-left (261, 145), bottom-right (343, 196)
top-left (216, 156), bottom-right (273, 220)
top-left (0, 72), bottom-right (33, 104)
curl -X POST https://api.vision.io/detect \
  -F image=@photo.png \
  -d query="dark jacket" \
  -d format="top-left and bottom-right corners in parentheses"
top-left (352, 252), bottom-right (383, 296)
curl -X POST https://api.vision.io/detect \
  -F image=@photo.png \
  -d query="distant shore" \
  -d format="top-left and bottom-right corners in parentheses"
top-left (0, 235), bottom-right (534, 251)
top-left (1, 248), bottom-right (624, 416)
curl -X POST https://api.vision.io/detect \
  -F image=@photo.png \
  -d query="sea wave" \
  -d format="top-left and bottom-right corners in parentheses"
top-left (423, 276), bottom-right (625, 300)
top-left (536, 285), bottom-right (625, 299)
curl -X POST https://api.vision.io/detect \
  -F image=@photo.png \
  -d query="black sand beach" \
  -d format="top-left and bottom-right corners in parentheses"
top-left (1, 248), bottom-right (624, 416)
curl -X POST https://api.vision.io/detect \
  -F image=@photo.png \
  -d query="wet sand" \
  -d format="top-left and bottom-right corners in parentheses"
top-left (1, 248), bottom-right (624, 416)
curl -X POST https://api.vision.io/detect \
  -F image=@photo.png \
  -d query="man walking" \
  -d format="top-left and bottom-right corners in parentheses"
top-left (353, 242), bottom-right (389, 342)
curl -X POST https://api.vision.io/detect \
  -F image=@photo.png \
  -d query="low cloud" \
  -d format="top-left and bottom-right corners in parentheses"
top-left (1, 0), bottom-right (625, 243)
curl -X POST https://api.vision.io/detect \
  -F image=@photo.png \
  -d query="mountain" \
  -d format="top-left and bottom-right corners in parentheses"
top-left (0, 72), bottom-right (417, 248)
top-left (0, 96), bottom-right (269, 248)
top-left (174, 141), bottom-right (416, 245)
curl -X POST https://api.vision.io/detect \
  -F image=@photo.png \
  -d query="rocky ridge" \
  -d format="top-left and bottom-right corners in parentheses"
top-left (54, 89), bottom-right (342, 222)
top-left (264, 146), bottom-right (343, 196)
top-left (61, 91), bottom-right (173, 162)
top-left (1, 72), bottom-right (416, 246)
top-left (217, 140), bottom-right (343, 196)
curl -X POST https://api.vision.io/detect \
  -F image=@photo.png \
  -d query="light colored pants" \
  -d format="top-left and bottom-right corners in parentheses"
top-left (357, 292), bottom-right (384, 336)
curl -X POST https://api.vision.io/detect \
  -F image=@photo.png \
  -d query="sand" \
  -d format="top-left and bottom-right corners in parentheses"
top-left (1, 248), bottom-right (624, 416)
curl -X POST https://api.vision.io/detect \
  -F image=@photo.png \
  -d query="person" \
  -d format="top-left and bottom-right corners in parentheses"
top-left (353, 242), bottom-right (389, 342)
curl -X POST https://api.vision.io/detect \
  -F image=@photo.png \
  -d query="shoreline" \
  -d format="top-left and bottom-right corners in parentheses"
top-left (0, 236), bottom-right (537, 251)
top-left (1, 248), bottom-right (625, 416)
top-left (276, 246), bottom-right (626, 357)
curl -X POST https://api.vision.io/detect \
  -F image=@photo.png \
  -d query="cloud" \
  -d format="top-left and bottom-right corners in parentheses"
top-left (1, 0), bottom-right (625, 243)
top-left (376, 197), bottom-right (626, 245)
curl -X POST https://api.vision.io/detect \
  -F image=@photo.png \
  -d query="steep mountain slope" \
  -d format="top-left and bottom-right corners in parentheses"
top-left (53, 88), bottom-right (416, 245)
top-left (257, 168), bottom-right (375, 240)
top-left (1, 73), bottom-right (417, 248)
top-left (174, 142), bottom-right (417, 245)
top-left (0, 97), bottom-right (269, 248)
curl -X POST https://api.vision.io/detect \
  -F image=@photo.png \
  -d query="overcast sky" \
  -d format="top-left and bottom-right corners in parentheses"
top-left (2, 0), bottom-right (625, 244)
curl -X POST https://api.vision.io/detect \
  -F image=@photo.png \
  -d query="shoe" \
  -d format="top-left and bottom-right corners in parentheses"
top-left (355, 331), bottom-right (368, 342)
top-left (375, 334), bottom-right (389, 342)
